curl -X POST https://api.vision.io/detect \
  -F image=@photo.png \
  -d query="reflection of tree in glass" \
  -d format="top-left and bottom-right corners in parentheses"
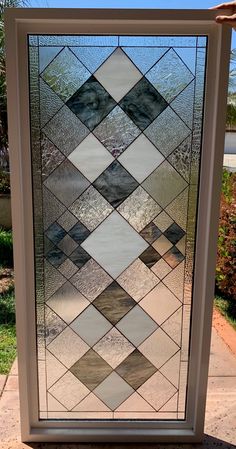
top-left (0, 0), bottom-right (29, 170)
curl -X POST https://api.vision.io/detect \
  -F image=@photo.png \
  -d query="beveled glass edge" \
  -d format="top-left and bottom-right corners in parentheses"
top-left (28, 34), bottom-right (207, 47)
top-left (28, 43), bottom-right (46, 416)
top-left (181, 43), bottom-right (208, 415)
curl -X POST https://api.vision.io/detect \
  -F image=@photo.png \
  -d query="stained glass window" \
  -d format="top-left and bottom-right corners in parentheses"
top-left (28, 35), bottom-right (207, 420)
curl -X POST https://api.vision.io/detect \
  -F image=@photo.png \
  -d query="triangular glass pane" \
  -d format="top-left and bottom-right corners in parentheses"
top-left (171, 81), bottom-right (195, 129)
top-left (122, 47), bottom-right (168, 74)
top-left (175, 48), bottom-right (196, 75)
top-left (71, 46), bottom-right (116, 73)
top-left (39, 46), bottom-right (63, 73)
top-left (40, 79), bottom-right (64, 128)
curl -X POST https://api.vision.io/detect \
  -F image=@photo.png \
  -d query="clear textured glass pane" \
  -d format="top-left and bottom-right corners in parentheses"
top-left (191, 47), bottom-right (207, 184)
top-left (29, 34), bottom-right (206, 421)
top-left (71, 46), bottom-right (116, 73)
top-left (39, 35), bottom-right (119, 46)
top-left (41, 47), bottom-right (91, 102)
top-left (146, 49), bottom-right (194, 103)
top-left (197, 36), bottom-right (208, 47)
top-left (120, 36), bottom-right (197, 46)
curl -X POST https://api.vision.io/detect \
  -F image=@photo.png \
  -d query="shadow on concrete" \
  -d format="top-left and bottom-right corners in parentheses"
top-left (19, 434), bottom-right (235, 449)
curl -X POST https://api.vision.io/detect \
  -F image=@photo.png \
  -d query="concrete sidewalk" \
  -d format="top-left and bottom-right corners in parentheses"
top-left (0, 323), bottom-right (236, 448)
top-left (223, 154), bottom-right (236, 171)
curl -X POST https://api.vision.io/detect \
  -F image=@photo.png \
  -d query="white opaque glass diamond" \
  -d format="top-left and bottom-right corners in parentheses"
top-left (94, 48), bottom-right (143, 102)
top-left (139, 328), bottom-right (179, 368)
top-left (93, 372), bottom-right (134, 410)
top-left (118, 134), bottom-right (164, 183)
top-left (81, 211), bottom-right (148, 278)
top-left (70, 305), bottom-right (112, 346)
top-left (68, 134), bottom-right (114, 182)
top-left (116, 305), bottom-right (158, 347)
top-left (139, 282), bottom-right (181, 325)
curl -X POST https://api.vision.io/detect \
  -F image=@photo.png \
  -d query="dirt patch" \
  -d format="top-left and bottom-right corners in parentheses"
top-left (213, 307), bottom-right (236, 356)
top-left (0, 269), bottom-right (14, 295)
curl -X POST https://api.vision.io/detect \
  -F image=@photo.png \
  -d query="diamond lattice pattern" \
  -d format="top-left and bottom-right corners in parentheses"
top-left (33, 34), bottom-right (202, 419)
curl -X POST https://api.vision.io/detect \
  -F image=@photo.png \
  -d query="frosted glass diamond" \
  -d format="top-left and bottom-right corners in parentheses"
top-left (68, 134), bottom-right (114, 182)
top-left (94, 328), bottom-right (134, 368)
top-left (81, 211), bottom-right (148, 278)
top-left (118, 134), bottom-right (164, 183)
top-left (94, 48), bottom-right (142, 102)
top-left (116, 305), bottom-right (158, 346)
top-left (93, 372), bottom-right (134, 410)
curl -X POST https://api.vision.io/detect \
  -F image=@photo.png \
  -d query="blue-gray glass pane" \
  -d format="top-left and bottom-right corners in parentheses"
top-left (66, 76), bottom-right (116, 131)
top-left (119, 78), bottom-right (168, 131)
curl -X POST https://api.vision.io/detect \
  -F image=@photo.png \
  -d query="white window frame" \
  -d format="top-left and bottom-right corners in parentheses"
top-left (5, 8), bottom-right (231, 443)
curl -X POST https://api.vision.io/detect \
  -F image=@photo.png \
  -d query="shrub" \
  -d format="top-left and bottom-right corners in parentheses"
top-left (0, 288), bottom-right (15, 324)
top-left (216, 170), bottom-right (236, 300)
top-left (214, 295), bottom-right (236, 331)
top-left (0, 228), bottom-right (13, 266)
top-left (0, 170), bottom-right (10, 194)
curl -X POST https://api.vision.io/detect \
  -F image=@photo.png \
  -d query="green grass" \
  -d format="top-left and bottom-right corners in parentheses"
top-left (0, 228), bottom-right (13, 267)
top-left (0, 324), bottom-right (16, 374)
top-left (214, 295), bottom-right (236, 331)
top-left (0, 288), bottom-right (16, 374)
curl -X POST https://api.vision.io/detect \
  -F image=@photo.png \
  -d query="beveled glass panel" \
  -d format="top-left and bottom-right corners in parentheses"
top-left (29, 34), bottom-right (207, 422)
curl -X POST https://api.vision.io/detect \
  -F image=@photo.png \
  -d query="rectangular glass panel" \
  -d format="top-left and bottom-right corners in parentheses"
top-left (28, 34), bottom-right (207, 420)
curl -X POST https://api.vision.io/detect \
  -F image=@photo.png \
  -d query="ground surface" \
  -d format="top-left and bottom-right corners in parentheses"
top-left (0, 311), bottom-right (236, 449)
